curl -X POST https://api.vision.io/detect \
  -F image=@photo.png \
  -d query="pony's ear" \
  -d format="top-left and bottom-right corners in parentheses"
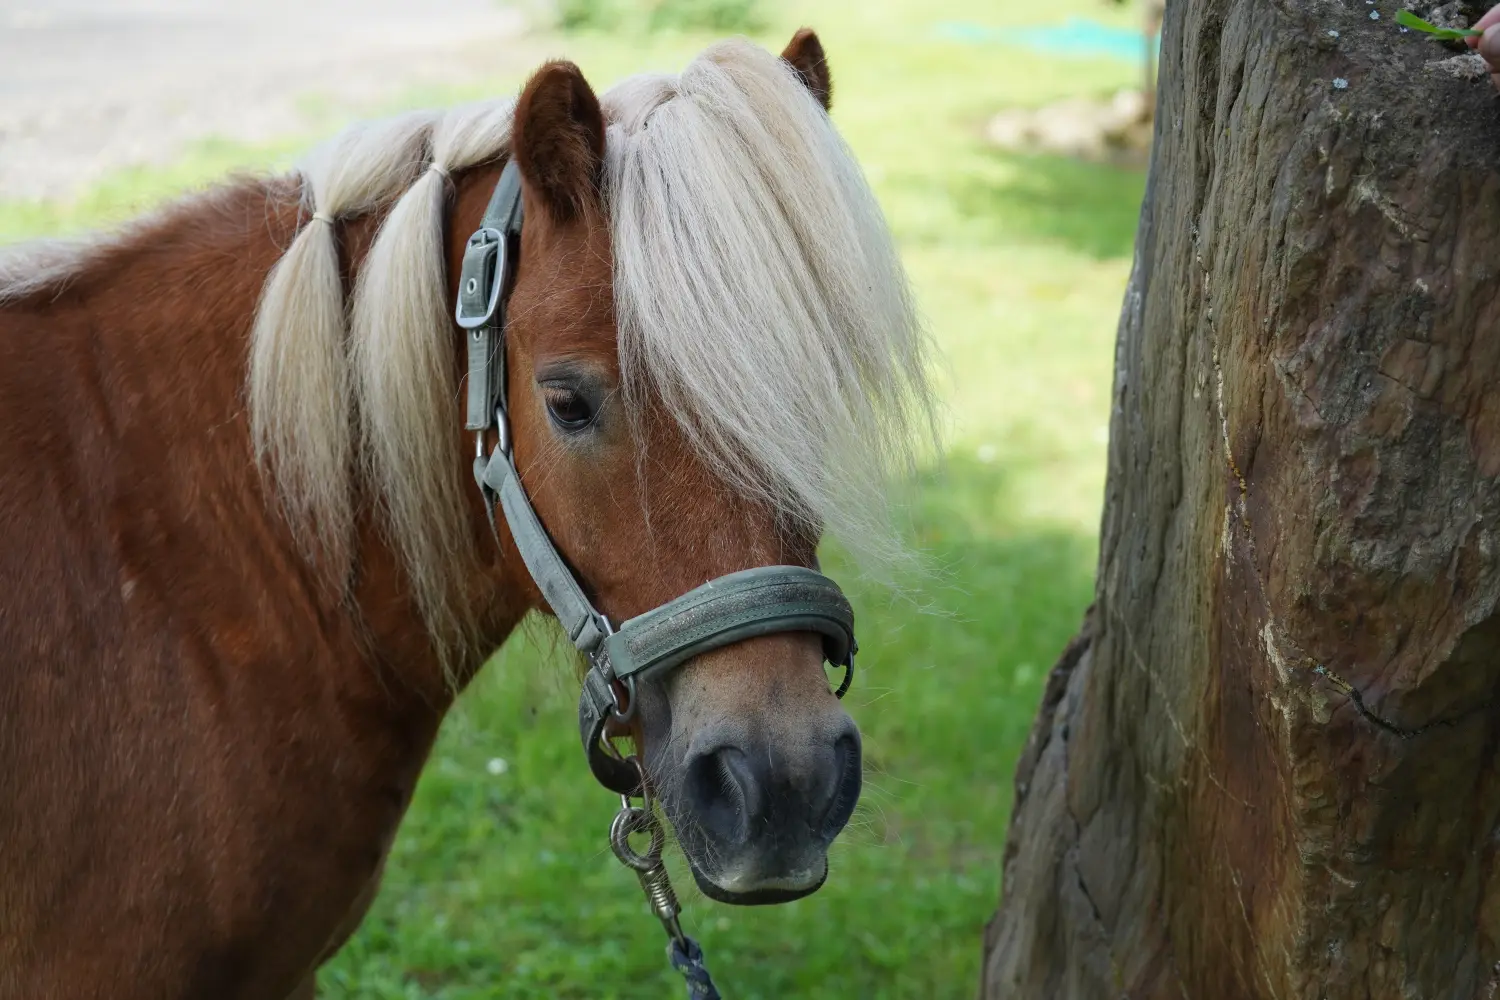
top-left (781, 28), bottom-right (833, 111)
top-left (511, 61), bottom-right (606, 222)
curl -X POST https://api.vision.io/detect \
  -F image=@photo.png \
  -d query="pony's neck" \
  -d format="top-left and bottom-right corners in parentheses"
top-left (341, 159), bottom-right (538, 695)
top-left (287, 159), bottom-right (545, 698)
top-left (8, 172), bottom-right (537, 704)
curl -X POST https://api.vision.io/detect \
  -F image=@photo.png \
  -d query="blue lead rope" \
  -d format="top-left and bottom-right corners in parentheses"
top-left (670, 936), bottom-right (722, 1000)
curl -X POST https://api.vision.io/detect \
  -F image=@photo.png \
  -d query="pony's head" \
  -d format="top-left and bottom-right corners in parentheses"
top-left (250, 30), bottom-right (934, 903)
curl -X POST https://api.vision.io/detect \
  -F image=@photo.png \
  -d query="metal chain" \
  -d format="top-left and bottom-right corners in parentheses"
top-left (609, 761), bottom-right (722, 1000)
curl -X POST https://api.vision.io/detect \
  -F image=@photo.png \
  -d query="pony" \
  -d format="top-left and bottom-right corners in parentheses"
top-left (0, 28), bottom-right (933, 998)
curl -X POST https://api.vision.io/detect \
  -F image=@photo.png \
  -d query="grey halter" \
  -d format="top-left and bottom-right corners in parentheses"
top-left (455, 160), bottom-right (857, 796)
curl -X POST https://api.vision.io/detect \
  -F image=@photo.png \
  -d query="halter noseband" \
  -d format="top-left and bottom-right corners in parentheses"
top-left (454, 160), bottom-right (858, 798)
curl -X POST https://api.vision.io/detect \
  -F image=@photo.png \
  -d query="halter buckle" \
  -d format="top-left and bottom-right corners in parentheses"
top-left (454, 228), bottom-right (507, 329)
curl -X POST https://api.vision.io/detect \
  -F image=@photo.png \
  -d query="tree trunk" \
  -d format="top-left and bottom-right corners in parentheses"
top-left (981, 1), bottom-right (1500, 997)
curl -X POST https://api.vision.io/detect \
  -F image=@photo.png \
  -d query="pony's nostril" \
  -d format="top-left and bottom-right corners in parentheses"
top-left (683, 724), bottom-right (860, 854)
top-left (820, 731), bottom-right (862, 840)
top-left (684, 746), bottom-right (759, 848)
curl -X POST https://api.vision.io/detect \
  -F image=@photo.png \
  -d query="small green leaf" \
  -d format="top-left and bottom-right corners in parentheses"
top-left (1395, 9), bottom-right (1483, 38)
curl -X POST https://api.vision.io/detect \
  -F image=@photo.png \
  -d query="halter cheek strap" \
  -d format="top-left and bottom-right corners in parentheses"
top-left (456, 160), bottom-right (858, 798)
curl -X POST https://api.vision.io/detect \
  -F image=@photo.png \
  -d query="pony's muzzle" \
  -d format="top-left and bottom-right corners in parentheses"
top-left (678, 713), bottom-right (862, 905)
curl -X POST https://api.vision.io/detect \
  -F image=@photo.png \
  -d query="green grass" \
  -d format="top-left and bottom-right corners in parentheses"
top-left (1, 0), bottom-right (1144, 994)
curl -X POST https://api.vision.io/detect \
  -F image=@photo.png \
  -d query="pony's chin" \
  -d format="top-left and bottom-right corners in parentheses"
top-left (688, 858), bottom-right (828, 906)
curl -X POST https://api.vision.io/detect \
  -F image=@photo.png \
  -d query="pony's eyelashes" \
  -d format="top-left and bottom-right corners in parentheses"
top-left (535, 360), bottom-right (611, 437)
top-left (540, 380), bottom-right (599, 433)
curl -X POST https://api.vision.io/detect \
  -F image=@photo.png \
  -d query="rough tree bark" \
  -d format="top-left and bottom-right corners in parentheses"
top-left (982, 0), bottom-right (1500, 996)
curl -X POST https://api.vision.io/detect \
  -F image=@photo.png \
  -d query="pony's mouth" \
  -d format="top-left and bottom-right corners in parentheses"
top-left (687, 857), bottom-right (829, 906)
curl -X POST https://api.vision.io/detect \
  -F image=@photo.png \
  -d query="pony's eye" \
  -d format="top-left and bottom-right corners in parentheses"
top-left (543, 384), bottom-right (596, 431)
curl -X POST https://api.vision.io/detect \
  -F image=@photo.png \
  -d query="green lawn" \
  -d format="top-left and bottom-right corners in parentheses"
top-left (1, 1), bottom-right (1143, 995)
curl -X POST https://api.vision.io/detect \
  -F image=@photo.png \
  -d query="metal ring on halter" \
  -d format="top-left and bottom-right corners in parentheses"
top-left (474, 403), bottom-right (512, 464)
top-left (610, 804), bottom-right (663, 873)
top-left (615, 756), bottom-right (653, 812)
top-left (595, 720), bottom-right (631, 767)
top-left (493, 405), bottom-right (510, 457)
top-left (610, 758), bottom-right (663, 873)
top-left (609, 671), bottom-right (638, 726)
top-left (831, 651), bottom-right (855, 699)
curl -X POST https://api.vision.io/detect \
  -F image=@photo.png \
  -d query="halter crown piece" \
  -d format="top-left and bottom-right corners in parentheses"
top-left (453, 160), bottom-right (860, 1000)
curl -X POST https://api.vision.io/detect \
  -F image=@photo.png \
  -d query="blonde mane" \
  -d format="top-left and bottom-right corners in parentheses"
top-left (9, 38), bottom-right (937, 663)
top-left (603, 44), bottom-right (934, 565)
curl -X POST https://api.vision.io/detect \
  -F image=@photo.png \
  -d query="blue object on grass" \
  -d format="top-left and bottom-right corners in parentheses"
top-left (934, 17), bottom-right (1159, 65)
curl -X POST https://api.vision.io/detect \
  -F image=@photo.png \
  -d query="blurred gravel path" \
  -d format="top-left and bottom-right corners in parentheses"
top-left (0, 0), bottom-right (531, 200)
